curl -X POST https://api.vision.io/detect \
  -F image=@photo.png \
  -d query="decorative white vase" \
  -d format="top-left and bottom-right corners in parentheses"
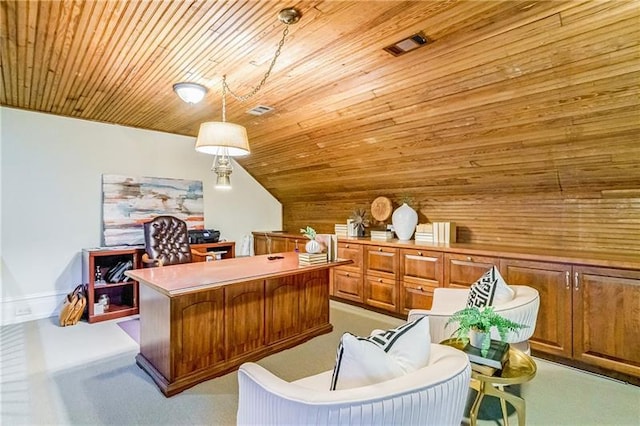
top-left (305, 239), bottom-right (323, 254)
top-left (392, 203), bottom-right (418, 241)
top-left (469, 329), bottom-right (489, 349)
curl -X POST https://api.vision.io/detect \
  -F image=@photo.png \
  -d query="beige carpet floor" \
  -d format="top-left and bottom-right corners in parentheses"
top-left (1, 301), bottom-right (638, 425)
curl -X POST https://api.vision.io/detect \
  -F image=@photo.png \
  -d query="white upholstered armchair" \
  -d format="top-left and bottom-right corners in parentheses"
top-left (409, 285), bottom-right (540, 353)
top-left (237, 344), bottom-right (471, 425)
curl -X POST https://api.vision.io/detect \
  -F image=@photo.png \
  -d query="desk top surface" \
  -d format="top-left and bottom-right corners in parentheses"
top-left (126, 252), bottom-right (350, 296)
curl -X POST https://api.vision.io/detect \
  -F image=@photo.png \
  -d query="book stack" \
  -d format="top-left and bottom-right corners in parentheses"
top-left (414, 223), bottom-right (434, 243)
top-left (315, 234), bottom-right (337, 261)
top-left (334, 223), bottom-right (348, 238)
top-left (461, 339), bottom-right (510, 376)
top-left (370, 230), bottom-right (394, 241)
top-left (432, 222), bottom-right (457, 243)
top-left (298, 252), bottom-right (328, 266)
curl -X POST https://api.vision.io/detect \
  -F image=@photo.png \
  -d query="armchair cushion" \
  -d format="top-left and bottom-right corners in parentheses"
top-left (330, 316), bottom-right (430, 390)
top-left (467, 266), bottom-right (515, 307)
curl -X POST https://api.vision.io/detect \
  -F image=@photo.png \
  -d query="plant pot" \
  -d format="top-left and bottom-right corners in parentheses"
top-left (469, 329), bottom-right (489, 349)
top-left (305, 239), bottom-right (323, 254)
top-left (391, 203), bottom-right (418, 241)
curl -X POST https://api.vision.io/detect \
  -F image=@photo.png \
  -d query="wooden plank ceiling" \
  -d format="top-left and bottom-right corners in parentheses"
top-left (1, 1), bottom-right (639, 253)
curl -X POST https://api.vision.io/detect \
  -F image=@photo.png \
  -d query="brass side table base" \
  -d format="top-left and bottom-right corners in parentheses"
top-left (441, 339), bottom-right (537, 426)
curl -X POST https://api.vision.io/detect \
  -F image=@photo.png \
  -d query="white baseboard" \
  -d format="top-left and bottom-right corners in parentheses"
top-left (1, 291), bottom-right (64, 326)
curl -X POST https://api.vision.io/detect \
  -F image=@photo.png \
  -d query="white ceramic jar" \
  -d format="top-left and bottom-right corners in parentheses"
top-left (392, 203), bottom-right (418, 241)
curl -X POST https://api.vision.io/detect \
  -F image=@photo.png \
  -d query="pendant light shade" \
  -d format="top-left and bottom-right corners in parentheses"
top-left (195, 122), bottom-right (250, 156)
top-left (182, 7), bottom-right (300, 190)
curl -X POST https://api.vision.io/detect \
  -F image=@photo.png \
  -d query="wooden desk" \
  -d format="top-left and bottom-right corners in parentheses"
top-left (126, 252), bottom-right (351, 396)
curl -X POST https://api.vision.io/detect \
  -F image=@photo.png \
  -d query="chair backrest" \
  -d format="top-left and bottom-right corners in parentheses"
top-left (143, 215), bottom-right (192, 266)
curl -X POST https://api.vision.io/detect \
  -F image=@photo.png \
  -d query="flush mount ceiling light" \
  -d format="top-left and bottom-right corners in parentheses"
top-left (173, 82), bottom-right (208, 104)
top-left (383, 32), bottom-right (429, 57)
top-left (192, 7), bottom-right (301, 190)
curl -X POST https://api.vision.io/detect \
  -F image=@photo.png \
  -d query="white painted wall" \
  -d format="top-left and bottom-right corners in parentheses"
top-left (0, 107), bottom-right (282, 324)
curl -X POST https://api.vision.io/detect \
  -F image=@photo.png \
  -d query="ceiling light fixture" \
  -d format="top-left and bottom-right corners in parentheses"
top-left (173, 82), bottom-right (208, 104)
top-left (194, 7), bottom-right (301, 190)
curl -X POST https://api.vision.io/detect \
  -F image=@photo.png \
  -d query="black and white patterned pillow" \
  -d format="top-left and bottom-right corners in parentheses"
top-left (467, 266), bottom-right (514, 307)
top-left (330, 316), bottom-right (430, 391)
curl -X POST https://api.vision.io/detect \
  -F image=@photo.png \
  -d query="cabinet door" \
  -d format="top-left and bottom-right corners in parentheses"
top-left (400, 282), bottom-right (434, 315)
top-left (299, 270), bottom-right (330, 331)
top-left (401, 249), bottom-right (443, 286)
top-left (444, 253), bottom-right (501, 288)
top-left (336, 241), bottom-right (363, 273)
top-left (254, 235), bottom-right (268, 255)
top-left (399, 249), bottom-right (442, 314)
top-left (573, 266), bottom-right (640, 377)
top-left (269, 236), bottom-right (289, 254)
top-left (333, 270), bottom-right (363, 302)
top-left (265, 277), bottom-right (300, 344)
top-left (365, 246), bottom-right (398, 277)
top-left (172, 288), bottom-right (225, 378)
top-left (225, 280), bottom-right (265, 360)
top-left (501, 259), bottom-right (572, 358)
top-left (365, 275), bottom-right (398, 312)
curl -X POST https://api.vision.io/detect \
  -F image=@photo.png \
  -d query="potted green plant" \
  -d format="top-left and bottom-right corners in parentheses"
top-left (445, 306), bottom-right (527, 356)
top-left (300, 226), bottom-right (322, 253)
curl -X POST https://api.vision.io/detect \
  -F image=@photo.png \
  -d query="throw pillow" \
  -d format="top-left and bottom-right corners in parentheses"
top-left (330, 316), bottom-right (430, 390)
top-left (467, 266), bottom-right (515, 307)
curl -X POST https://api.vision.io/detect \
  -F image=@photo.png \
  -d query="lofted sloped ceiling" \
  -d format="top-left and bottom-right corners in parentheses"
top-left (2, 1), bottom-right (639, 252)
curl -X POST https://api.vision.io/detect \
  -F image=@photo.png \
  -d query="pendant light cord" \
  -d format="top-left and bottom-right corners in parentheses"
top-left (222, 25), bottom-right (291, 103)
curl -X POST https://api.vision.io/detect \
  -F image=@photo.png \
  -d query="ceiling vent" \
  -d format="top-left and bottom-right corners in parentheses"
top-left (383, 32), bottom-right (429, 57)
top-left (246, 105), bottom-right (274, 116)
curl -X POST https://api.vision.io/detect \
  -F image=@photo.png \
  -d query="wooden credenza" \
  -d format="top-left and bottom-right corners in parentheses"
top-left (126, 252), bottom-right (350, 396)
top-left (253, 231), bottom-right (640, 384)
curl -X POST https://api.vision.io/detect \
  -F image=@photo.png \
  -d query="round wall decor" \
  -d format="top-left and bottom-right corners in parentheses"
top-left (371, 196), bottom-right (393, 222)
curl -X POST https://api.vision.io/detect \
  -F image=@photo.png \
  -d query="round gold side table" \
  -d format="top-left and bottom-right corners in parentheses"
top-left (441, 338), bottom-right (537, 426)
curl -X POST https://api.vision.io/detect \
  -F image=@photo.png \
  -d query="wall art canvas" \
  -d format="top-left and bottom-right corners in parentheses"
top-left (102, 174), bottom-right (204, 246)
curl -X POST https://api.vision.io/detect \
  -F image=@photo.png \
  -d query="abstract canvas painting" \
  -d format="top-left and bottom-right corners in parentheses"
top-left (102, 174), bottom-right (204, 246)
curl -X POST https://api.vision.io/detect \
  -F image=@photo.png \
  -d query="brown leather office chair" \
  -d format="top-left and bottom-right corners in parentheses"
top-left (142, 215), bottom-right (208, 267)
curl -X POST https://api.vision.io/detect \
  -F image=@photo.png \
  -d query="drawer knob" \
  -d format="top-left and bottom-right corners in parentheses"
top-left (466, 256), bottom-right (472, 261)
top-left (417, 286), bottom-right (423, 291)
top-left (346, 273), bottom-right (350, 277)
top-left (345, 244), bottom-right (349, 248)
top-left (378, 278), bottom-right (383, 283)
top-left (418, 251), bottom-right (423, 256)
top-left (378, 248), bottom-right (383, 252)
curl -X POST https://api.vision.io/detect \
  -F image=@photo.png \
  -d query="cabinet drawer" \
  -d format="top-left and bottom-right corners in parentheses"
top-left (333, 270), bottom-right (363, 303)
top-left (365, 275), bottom-right (398, 312)
top-left (366, 246), bottom-right (398, 276)
top-left (400, 282), bottom-right (434, 315)
top-left (337, 242), bottom-right (363, 272)
top-left (401, 249), bottom-right (443, 286)
top-left (444, 253), bottom-right (502, 288)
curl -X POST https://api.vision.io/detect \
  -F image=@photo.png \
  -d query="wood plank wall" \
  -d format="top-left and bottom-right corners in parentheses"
top-left (278, 1), bottom-right (640, 256)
